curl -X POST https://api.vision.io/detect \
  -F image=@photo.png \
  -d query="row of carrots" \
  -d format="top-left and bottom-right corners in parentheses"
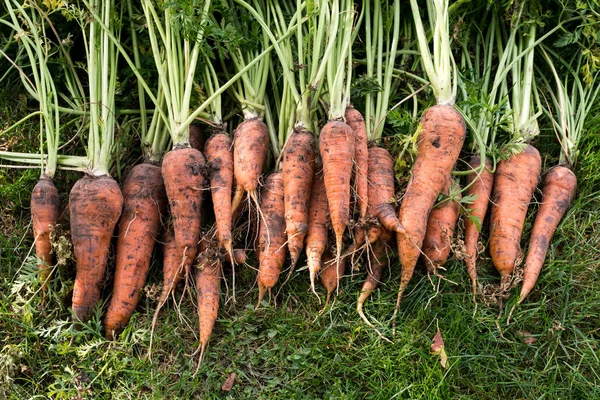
top-left (3, 0), bottom-right (597, 363)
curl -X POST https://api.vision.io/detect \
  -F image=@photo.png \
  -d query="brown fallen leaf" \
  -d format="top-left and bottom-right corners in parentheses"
top-left (431, 329), bottom-right (448, 369)
top-left (517, 330), bottom-right (537, 345)
top-left (221, 372), bottom-right (237, 392)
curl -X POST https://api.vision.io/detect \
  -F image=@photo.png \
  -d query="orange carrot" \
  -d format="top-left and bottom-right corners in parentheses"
top-left (231, 119), bottom-right (270, 213)
top-left (194, 251), bottom-right (222, 367)
top-left (256, 171), bottom-right (286, 307)
top-left (70, 175), bottom-right (123, 322)
top-left (283, 128), bottom-right (315, 270)
top-left (149, 226), bottom-right (184, 354)
top-left (204, 133), bottom-right (234, 255)
top-left (157, 227), bottom-right (183, 306)
top-left (357, 228), bottom-right (391, 328)
top-left (30, 176), bottom-right (60, 294)
top-left (367, 146), bottom-right (405, 234)
top-left (396, 105), bottom-right (466, 302)
top-left (224, 249), bottom-right (247, 265)
top-left (463, 156), bottom-right (494, 294)
top-left (320, 251), bottom-right (349, 306)
top-left (489, 144), bottom-right (541, 288)
top-left (520, 166), bottom-right (576, 302)
top-left (346, 107), bottom-right (369, 245)
top-left (305, 171), bottom-right (329, 294)
top-left (420, 178), bottom-right (461, 274)
top-left (319, 120), bottom-right (355, 275)
top-left (161, 147), bottom-right (206, 281)
top-left (366, 223), bottom-right (382, 245)
top-left (104, 163), bottom-right (166, 340)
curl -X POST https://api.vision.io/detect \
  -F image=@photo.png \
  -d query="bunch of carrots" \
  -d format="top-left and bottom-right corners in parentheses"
top-left (1, 0), bottom-right (597, 361)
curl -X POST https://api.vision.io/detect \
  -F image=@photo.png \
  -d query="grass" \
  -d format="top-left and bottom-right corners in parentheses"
top-left (1, 93), bottom-right (599, 400)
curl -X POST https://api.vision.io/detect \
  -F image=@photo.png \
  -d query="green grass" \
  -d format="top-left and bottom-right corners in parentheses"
top-left (1, 100), bottom-right (599, 400)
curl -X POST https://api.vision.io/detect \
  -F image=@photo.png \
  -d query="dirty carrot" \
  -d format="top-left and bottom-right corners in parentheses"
top-left (421, 178), bottom-right (461, 274)
top-left (256, 171), bottom-right (287, 307)
top-left (104, 162), bottom-right (166, 339)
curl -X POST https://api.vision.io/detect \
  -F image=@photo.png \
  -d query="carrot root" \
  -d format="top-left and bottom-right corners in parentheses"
top-left (319, 121), bottom-right (355, 272)
top-left (283, 127), bottom-right (315, 272)
top-left (305, 171), bottom-right (328, 295)
top-left (489, 145), bottom-right (541, 289)
top-left (31, 176), bottom-right (60, 294)
top-left (463, 156), bottom-right (494, 296)
top-left (256, 172), bottom-right (286, 307)
top-left (70, 174), bottom-right (123, 322)
top-left (105, 163), bottom-right (166, 340)
top-left (520, 165), bottom-right (576, 302)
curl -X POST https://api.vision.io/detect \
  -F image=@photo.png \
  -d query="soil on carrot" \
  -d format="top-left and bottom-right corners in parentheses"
top-left (1, 94), bottom-right (600, 400)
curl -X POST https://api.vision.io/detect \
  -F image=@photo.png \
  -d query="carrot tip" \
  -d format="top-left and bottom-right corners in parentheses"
top-left (256, 285), bottom-right (267, 310)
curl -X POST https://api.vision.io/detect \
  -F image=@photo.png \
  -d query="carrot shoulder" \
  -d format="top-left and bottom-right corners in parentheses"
top-left (520, 166), bottom-right (576, 301)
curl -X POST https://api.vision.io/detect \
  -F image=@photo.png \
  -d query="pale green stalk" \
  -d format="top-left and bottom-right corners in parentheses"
top-left (410, 0), bottom-right (455, 105)
top-left (325, 0), bottom-right (354, 120)
top-left (3, 0), bottom-right (62, 177)
top-left (539, 49), bottom-right (600, 168)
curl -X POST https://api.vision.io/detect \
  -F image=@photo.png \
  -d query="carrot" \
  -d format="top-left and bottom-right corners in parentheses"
top-left (70, 175), bottom-right (123, 322)
top-left (396, 105), bottom-right (466, 301)
top-left (189, 123), bottom-right (206, 153)
top-left (366, 223), bottom-right (382, 245)
top-left (158, 227), bottom-right (183, 306)
top-left (224, 249), bottom-right (247, 265)
top-left (104, 162), bottom-right (166, 340)
top-left (30, 176), bottom-right (60, 294)
top-left (231, 119), bottom-right (270, 213)
top-left (320, 251), bottom-right (349, 306)
top-left (193, 251), bottom-right (222, 368)
top-left (161, 147), bottom-right (206, 282)
top-left (305, 171), bottom-right (329, 295)
top-left (204, 133), bottom-right (234, 256)
top-left (463, 156), bottom-right (494, 294)
top-left (319, 120), bottom-right (355, 273)
top-left (367, 146), bottom-right (405, 234)
top-left (520, 166), bottom-right (576, 302)
top-left (420, 178), bottom-right (461, 274)
top-left (256, 171), bottom-right (286, 307)
top-left (283, 127), bottom-right (315, 270)
top-left (346, 107), bottom-right (368, 246)
top-left (357, 229), bottom-right (392, 334)
top-left (148, 226), bottom-right (183, 356)
top-left (489, 144), bottom-right (541, 288)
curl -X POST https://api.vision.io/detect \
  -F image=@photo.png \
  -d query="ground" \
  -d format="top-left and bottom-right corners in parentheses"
top-left (1, 92), bottom-right (599, 400)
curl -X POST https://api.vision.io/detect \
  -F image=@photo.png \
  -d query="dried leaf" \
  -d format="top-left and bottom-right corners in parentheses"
top-left (221, 372), bottom-right (236, 392)
top-left (517, 330), bottom-right (537, 345)
top-left (430, 329), bottom-right (448, 368)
